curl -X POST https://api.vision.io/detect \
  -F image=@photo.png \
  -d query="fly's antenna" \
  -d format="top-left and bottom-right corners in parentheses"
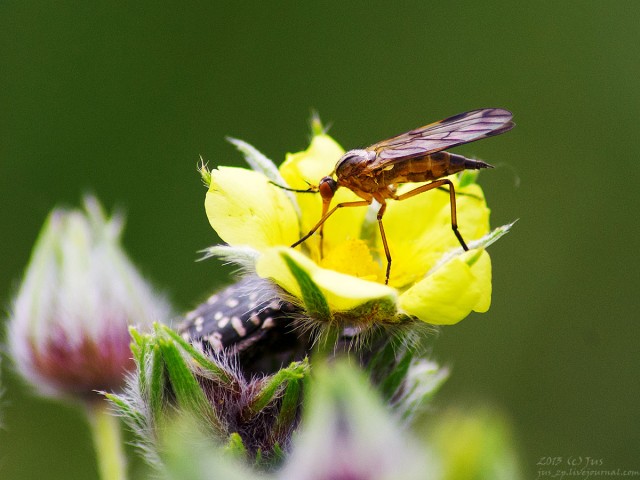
top-left (269, 180), bottom-right (318, 194)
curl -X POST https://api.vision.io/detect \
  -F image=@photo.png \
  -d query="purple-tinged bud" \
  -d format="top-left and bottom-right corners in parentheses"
top-left (8, 196), bottom-right (171, 401)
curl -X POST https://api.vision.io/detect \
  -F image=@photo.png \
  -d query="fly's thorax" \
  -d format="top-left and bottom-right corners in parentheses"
top-left (335, 149), bottom-right (376, 179)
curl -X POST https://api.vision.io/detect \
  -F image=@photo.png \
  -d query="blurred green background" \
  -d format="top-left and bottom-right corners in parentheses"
top-left (1, 2), bottom-right (638, 478)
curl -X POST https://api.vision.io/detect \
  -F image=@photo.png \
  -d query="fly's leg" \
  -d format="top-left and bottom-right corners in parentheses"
top-left (291, 200), bottom-right (372, 250)
top-left (395, 179), bottom-right (469, 251)
top-left (375, 202), bottom-right (393, 285)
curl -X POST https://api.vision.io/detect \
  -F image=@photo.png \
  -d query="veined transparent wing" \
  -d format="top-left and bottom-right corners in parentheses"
top-left (366, 108), bottom-right (514, 169)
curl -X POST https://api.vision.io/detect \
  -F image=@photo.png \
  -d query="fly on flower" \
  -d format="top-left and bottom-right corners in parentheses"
top-left (288, 108), bottom-right (514, 285)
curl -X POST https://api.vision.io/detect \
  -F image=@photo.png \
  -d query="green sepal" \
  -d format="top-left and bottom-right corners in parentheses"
top-left (128, 326), bottom-right (144, 358)
top-left (226, 137), bottom-right (301, 217)
top-left (398, 360), bottom-right (449, 421)
top-left (199, 161), bottom-right (212, 187)
top-left (254, 444), bottom-right (285, 470)
top-left (275, 362), bottom-right (307, 435)
top-left (379, 349), bottom-right (413, 402)
top-left (128, 327), bottom-right (148, 385)
top-left (198, 245), bottom-right (260, 271)
top-left (334, 297), bottom-right (398, 325)
top-left (268, 443), bottom-right (286, 468)
top-left (247, 359), bottom-right (309, 418)
top-left (432, 221), bottom-right (516, 273)
top-left (309, 110), bottom-right (326, 136)
top-left (149, 341), bottom-right (167, 426)
top-left (226, 137), bottom-right (282, 183)
top-left (128, 326), bottom-right (168, 426)
top-left (104, 393), bottom-right (146, 432)
top-left (157, 336), bottom-right (224, 433)
top-left (161, 325), bottom-right (233, 383)
top-left (282, 252), bottom-right (331, 321)
top-left (365, 338), bottom-right (415, 403)
top-left (223, 433), bottom-right (247, 459)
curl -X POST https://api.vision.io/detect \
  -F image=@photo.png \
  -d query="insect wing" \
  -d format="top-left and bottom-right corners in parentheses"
top-left (366, 108), bottom-right (513, 168)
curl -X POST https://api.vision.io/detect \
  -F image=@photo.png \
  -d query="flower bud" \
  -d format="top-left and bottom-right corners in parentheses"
top-left (8, 197), bottom-right (170, 401)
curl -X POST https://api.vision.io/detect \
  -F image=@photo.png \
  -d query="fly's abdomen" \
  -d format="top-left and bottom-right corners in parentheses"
top-left (389, 152), bottom-right (493, 184)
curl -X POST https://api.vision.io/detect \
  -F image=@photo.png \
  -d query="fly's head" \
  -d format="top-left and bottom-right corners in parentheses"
top-left (318, 175), bottom-right (338, 218)
top-left (318, 176), bottom-right (338, 202)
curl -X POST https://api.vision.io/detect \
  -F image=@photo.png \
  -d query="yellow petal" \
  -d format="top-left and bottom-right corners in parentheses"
top-left (280, 134), bottom-right (344, 188)
top-left (205, 167), bottom-right (299, 251)
top-left (256, 247), bottom-right (395, 312)
top-left (381, 178), bottom-right (490, 287)
top-left (279, 134), bottom-right (367, 261)
top-left (398, 249), bottom-right (492, 325)
top-left (466, 249), bottom-right (492, 312)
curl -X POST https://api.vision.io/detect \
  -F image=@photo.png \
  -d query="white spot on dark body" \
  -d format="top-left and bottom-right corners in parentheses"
top-left (249, 313), bottom-right (261, 325)
top-left (231, 316), bottom-right (246, 337)
top-left (207, 295), bottom-right (219, 305)
top-left (226, 298), bottom-right (239, 308)
top-left (262, 317), bottom-right (275, 329)
top-left (194, 316), bottom-right (204, 326)
top-left (207, 332), bottom-right (223, 351)
top-left (218, 316), bottom-right (230, 328)
top-left (269, 300), bottom-right (280, 310)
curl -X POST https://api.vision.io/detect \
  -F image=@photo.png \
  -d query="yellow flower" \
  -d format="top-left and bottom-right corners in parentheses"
top-left (204, 130), bottom-right (512, 326)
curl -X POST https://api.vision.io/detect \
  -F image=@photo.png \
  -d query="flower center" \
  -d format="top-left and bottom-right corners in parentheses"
top-left (320, 239), bottom-right (381, 282)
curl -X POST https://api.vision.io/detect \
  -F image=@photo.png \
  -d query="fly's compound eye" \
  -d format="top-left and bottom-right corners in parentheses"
top-left (318, 176), bottom-right (337, 200)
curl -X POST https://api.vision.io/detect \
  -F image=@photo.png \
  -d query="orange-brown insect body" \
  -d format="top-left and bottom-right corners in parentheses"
top-left (335, 150), bottom-right (492, 202)
top-left (292, 108), bottom-right (514, 285)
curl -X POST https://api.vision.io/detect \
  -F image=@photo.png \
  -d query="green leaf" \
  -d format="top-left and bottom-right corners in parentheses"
top-left (282, 252), bottom-right (331, 320)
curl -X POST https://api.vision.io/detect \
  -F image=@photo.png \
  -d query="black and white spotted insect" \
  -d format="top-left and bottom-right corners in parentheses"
top-left (177, 276), bottom-right (308, 374)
